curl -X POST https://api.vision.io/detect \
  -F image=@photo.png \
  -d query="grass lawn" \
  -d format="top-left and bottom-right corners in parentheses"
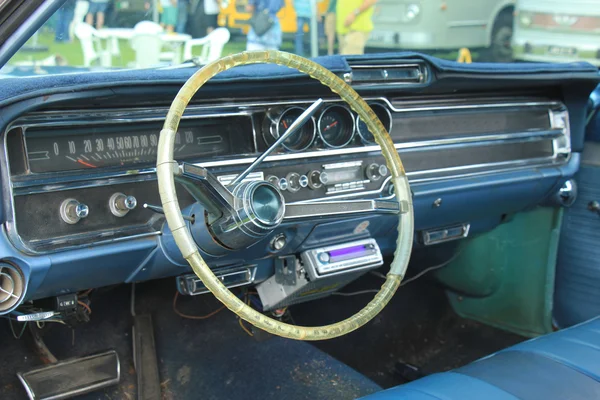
top-left (8, 32), bottom-right (250, 68)
top-left (8, 32), bottom-right (464, 70)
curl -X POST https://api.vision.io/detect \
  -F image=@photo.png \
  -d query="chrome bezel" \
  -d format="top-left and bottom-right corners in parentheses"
top-left (357, 103), bottom-right (393, 144)
top-left (317, 104), bottom-right (356, 149)
top-left (270, 106), bottom-right (317, 152)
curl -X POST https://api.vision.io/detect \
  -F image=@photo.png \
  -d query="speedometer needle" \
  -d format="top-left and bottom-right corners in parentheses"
top-left (324, 121), bottom-right (338, 131)
top-left (77, 159), bottom-right (97, 168)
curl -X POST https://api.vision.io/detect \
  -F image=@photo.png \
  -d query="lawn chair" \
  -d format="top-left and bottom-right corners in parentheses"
top-left (133, 21), bottom-right (176, 64)
top-left (69, 0), bottom-right (89, 41)
top-left (74, 23), bottom-right (111, 67)
top-left (130, 34), bottom-right (164, 68)
top-left (183, 28), bottom-right (231, 64)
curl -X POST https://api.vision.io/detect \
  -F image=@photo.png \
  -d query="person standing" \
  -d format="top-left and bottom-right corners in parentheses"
top-left (55, 0), bottom-right (77, 42)
top-left (293, 0), bottom-right (312, 56)
top-left (336, 0), bottom-right (376, 55)
top-left (324, 0), bottom-right (336, 55)
top-left (161, 0), bottom-right (178, 33)
top-left (176, 0), bottom-right (189, 33)
top-left (246, 0), bottom-right (284, 51)
top-left (86, 0), bottom-right (110, 30)
top-left (204, 0), bottom-right (221, 34)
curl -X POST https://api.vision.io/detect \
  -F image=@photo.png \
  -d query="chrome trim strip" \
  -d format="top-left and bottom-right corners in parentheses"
top-left (3, 97), bottom-right (569, 254)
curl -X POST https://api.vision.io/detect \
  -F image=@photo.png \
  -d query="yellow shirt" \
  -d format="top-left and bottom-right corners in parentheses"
top-left (336, 0), bottom-right (375, 35)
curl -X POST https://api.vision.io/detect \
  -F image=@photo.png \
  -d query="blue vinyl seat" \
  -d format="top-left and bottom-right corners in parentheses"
top-left (361, 316), bottom-right (600, 400)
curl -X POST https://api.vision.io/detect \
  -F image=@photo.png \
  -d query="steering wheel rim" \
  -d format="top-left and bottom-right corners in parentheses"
top-left (157, 50), bottom-right (414, 340)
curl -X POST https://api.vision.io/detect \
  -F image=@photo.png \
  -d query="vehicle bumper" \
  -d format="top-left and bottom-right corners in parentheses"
top-left (513, 29), bottom-right (600, 66)
top-left (367, 31), bottom-right (438, 49)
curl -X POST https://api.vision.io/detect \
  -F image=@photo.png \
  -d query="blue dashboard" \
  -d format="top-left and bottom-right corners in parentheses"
top-left (0, 53), bottom-right (598, 313)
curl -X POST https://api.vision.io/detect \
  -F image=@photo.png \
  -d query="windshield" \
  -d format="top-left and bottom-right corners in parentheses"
top-left (3, 0), bottom-right (599, 77)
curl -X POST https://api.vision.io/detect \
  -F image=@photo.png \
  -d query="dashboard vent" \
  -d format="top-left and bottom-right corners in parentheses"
top-left (345, 62), bottom-right (428, 87)
top-left (0, 263), bottom-right (25, 314)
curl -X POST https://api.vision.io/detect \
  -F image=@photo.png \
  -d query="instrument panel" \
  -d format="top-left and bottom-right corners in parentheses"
top-left (21, 117), bottom-right (254, 174)
top-left (4, 97), bottom-right (570, 254)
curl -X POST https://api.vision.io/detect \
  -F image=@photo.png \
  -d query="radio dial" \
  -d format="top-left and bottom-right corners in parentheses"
top-left (308, 170), bottom-right (329, 189)
top-left (366, 163), bottom-right (388, 181)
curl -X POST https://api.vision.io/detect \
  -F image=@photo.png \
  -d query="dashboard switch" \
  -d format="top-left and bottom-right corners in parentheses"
top-left (109, 193), bottom-right (137, 217)
top-left (366, 163), bottom-right (388, 181)
top-left (60, 199), bottom-right (89, 224)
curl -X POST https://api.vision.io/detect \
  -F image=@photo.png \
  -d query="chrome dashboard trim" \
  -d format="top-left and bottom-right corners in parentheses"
top-left (2, 97), bottom-right (570, 255)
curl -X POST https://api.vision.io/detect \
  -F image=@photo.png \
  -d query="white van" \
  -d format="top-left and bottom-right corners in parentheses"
top-left (368, 0), bottom-right (516, 62)
top-left (512, 0), bottom-right (600, 66)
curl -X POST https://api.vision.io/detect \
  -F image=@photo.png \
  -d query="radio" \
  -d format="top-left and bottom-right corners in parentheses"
top-left (302, 238), bottom-right (383, 278)
top-left (256, 239), bottom-right (384, 310)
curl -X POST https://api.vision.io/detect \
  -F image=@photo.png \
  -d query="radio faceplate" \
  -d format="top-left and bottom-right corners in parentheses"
top-left (302, 238), bottom-right (384, 279)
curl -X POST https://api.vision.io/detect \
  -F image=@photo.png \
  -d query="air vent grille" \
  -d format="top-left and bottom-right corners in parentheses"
top-left (0, 263), bottom-right (25, 313)
top-left (346, 62), bottom-right (427, 86)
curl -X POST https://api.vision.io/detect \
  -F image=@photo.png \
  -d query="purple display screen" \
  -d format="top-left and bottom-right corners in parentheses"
top-left (329, 245), bottom-right (367, 261)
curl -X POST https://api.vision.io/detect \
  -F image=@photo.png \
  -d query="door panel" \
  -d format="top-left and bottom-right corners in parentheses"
top-left (554, 141), bottom-right (600, 327)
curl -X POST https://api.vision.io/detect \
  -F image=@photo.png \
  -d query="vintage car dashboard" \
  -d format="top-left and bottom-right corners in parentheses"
top-left (0, 56), bottom-right (597, 313)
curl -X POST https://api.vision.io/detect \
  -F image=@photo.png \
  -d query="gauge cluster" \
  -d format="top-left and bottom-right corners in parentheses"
top-left (262, 102), bottom-right (392, 153)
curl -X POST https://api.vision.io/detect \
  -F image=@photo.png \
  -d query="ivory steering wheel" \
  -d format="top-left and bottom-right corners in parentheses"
top-left (156, 51), bottom-right (414, 340)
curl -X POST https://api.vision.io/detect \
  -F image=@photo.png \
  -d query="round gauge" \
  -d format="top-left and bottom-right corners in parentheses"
top-left (267, 107), bottom-right (316, 152)
top-left (317, 105), bottom-right (355, 148)
top-left (357, 103), bottom-right (393, 144)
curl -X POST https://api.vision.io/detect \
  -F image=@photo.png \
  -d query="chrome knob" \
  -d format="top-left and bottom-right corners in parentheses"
top-left (286, 172), bottom-right (301, 192)
top-left (308, 170), bottom-right (325, 189)
top-left (271, 233), bottom-right (287, 251)
top-left (299, 175), bottom-right (309, 188)
top-left (366, 163), bottom-right (386, 181)
top-left (319, 171), bottom-right (329, 185)
top-left (110, 193), bottom-right (137, 217)
top-left (75, 203), bottom-right (89, 218)
top-left (378, 164), bottom-right (388, 177)
top-left (60, 199), bottom-right (89, 224)
top-left (278, 178), bottom-right (288, 191)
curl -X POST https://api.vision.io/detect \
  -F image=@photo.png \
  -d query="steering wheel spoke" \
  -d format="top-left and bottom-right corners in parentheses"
top-left (283, 199), bottom-right (407, 221)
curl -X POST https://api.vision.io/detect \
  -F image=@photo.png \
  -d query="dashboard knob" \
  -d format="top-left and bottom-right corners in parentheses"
top-left (110, 193), bottom-right (137, 217)
top-left (75, 203), bottom-right (89, 218)
top-left (299, 175), bottom-right (309, 188)
top-left (366, 163), bottom-right (387, 181)
top-left (308, 170), bottom-right (325, 189)
top-left (319, 171), bottom-right (329, 185)
top-left (277, 178), bottom-right (288, 191)
top-left (60, 199), bottom-right (89, 224)
top-left (286, 172), bottom-right (302, 192)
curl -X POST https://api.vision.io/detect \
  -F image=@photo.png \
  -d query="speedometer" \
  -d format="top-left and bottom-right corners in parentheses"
top-left (317, 105), bottom-right (355, 148)
top-left (25, 117), bottom-right (254, 173)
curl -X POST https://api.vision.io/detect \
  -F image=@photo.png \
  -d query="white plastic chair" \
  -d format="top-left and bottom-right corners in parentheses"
top-left (74, 23), bottom-right (112, 67)
top-left (133, 21), bottom-right (164, 34)
top-left (130, 34), bottom-right (164, 68)
top-left (132, 21), bottom-right (178, 63)
top-left (183, 28), bottom-right (230, 64)
top-left (69, 0), bottom-right (89, 41)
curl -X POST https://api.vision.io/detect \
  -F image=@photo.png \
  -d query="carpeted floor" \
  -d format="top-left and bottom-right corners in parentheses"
top-left (0, 272), bottom-right (524, 399)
